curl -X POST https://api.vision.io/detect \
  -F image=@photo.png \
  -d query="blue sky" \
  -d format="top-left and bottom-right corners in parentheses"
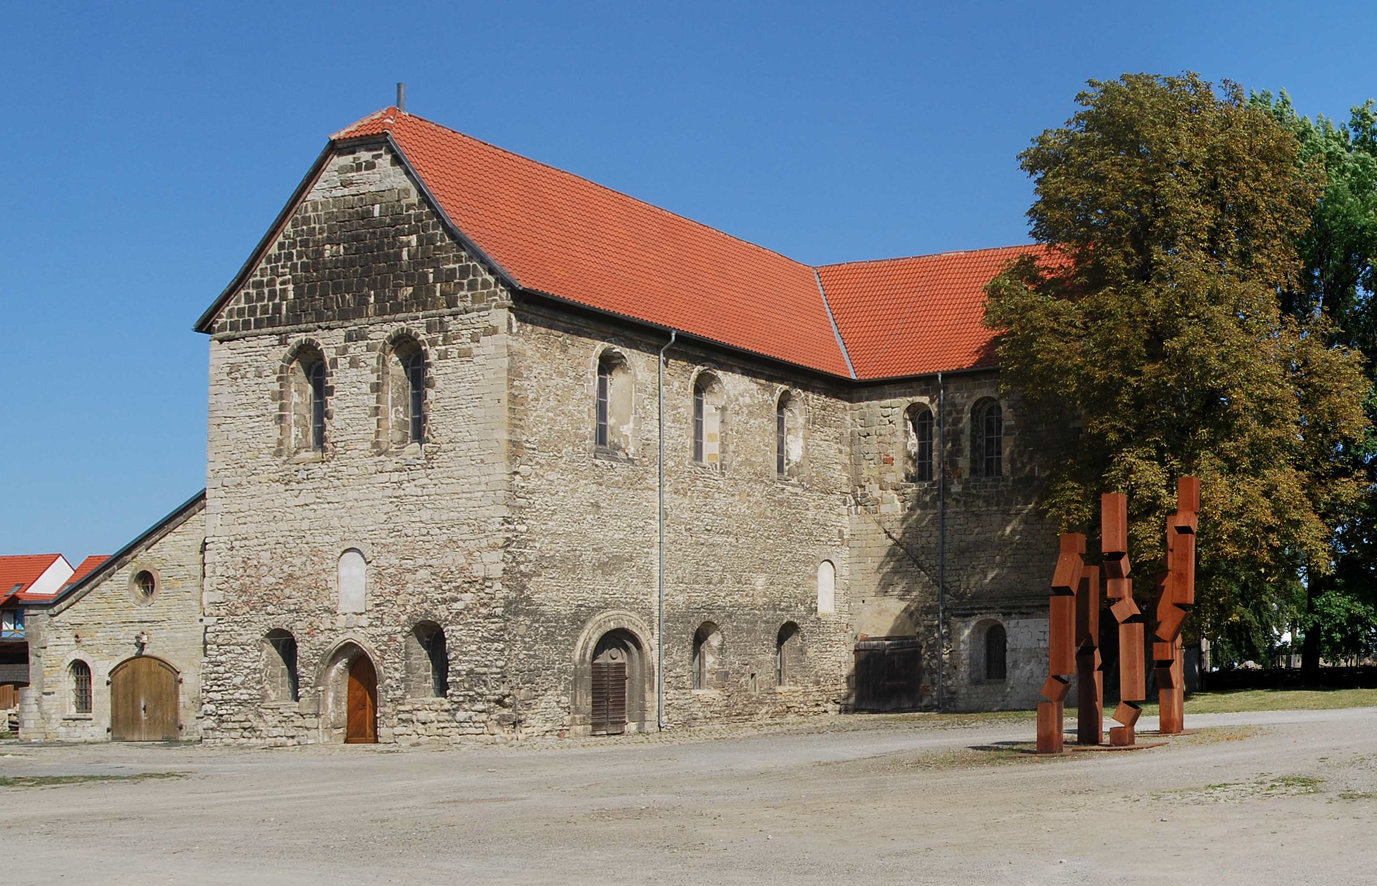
top-left (4, 1), bottom-right (1376, 560)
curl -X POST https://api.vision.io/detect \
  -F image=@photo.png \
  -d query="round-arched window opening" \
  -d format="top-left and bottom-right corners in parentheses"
top-left (134, 570), bottom-right (156, 599)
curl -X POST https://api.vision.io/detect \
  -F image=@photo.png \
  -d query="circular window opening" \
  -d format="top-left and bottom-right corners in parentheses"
top-left (134, 570), bottom-right (156, 599)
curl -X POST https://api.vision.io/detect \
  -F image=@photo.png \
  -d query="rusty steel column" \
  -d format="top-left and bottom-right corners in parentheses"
top-left (1038, 533), bottom-right (1084, 754)
top-left (1076, 564), bottom-right (1103, 745)
top-left (1102, 492), bottom-right (1145, 747)
top-left (1155, 477), bottom-right (1199, 735)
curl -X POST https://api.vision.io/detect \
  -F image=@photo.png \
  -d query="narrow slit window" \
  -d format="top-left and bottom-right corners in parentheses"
top-left (693, 384), bottom-right (705, 464)
top-left (596, 361), bottom-right (611, 448)
top-left (308, 359), bottom-right (327, 451)
top-left (776, 401), bottom-right (787, 476)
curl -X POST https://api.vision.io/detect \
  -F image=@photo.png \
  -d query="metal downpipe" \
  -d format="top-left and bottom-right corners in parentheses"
top-left (937, 371), bottom-right (947, 712)
top-left (657, 330), bottom-right (677, 730)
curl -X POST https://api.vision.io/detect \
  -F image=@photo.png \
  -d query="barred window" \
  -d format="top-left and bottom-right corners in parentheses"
top-left (71, 660), bottom-right (92, 714)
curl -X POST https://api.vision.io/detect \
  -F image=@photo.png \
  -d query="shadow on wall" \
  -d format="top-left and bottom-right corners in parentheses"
top-left (865, 389), bottom-right (1062, 711)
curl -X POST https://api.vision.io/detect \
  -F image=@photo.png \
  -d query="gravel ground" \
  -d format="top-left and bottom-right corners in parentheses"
top-left (3, 708), bottom-right (1376, 885)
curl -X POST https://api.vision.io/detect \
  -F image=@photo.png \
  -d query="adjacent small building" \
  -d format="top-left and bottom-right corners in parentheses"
top-left (20, 494), bottom-right (204, 741)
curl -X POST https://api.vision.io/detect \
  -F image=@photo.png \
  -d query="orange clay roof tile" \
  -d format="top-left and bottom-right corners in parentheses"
top-left (328, 108), bottom-right (1043, 380)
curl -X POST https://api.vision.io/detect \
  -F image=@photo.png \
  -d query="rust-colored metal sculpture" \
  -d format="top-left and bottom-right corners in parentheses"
top-left (1076, 563), bottom-right (1103, 745)
top-left (1037, 480), bottom-right (1200, 754)
top-left (1154, 477), bottom-right (1199, 735)
top-left (1037, 533), bottom-right (1084, 753)
top-left (1102, 492), bottom-right (1146, 748)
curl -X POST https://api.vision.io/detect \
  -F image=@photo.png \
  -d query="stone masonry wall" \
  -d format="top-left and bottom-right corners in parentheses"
top-left (21, 502), bottom-right (206, 741)
top-left (201, 143), bottom-right (515, 744)
top-left (847, 373), bottom-right (1057, 710)
top-left (505, 303), bottom-right (854, 734)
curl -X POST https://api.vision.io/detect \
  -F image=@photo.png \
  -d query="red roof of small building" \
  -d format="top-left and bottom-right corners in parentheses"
top-left (63, 556), bottom-right (109, 590)
top-left (308, 109), bottom-right (1043, 379)
top-left (0, 554), bottom-right (65, 601)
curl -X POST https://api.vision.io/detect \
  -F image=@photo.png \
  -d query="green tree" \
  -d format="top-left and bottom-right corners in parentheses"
top-left (1251, 92), bottom-right (1377, 673)
top-left (984, 73), bottom-right (1371, 648)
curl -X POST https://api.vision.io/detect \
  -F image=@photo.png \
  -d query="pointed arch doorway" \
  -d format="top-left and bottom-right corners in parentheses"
top-left (345, 654), bottom-right (377, 744)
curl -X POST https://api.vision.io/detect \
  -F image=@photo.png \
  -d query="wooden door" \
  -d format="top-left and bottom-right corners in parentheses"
top-left (110, 657), bottom-right (179, 741)
top-left (346, 655), bottom-right (377, 743)
top-left (0, 684), bottom-right (17, 709)
top-left (591, 649), bottom-right (627, 735)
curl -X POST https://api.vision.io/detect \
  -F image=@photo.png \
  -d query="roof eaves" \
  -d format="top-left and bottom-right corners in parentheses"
top-left (852, 362), bottom-right (999, 386)
top-left (813, 269), bottom-right (856, 380)
top-left (35, 490), bottom-right (207, 611)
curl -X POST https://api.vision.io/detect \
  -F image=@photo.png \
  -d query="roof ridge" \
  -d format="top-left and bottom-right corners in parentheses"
top-left (816, 242), bottom-right (1043, 271)
top-left (383, 110), bottom-right (818, 274)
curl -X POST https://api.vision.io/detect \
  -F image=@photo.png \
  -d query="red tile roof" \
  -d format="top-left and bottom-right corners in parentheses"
top-left (64, 555), bottom-right (109, 589)
top-left (0, 554), bottom-right (65, 600)
top-left (819, 245), bottom-right (1056, 379)
top-left (323, 109), bottom-right (1044, 379)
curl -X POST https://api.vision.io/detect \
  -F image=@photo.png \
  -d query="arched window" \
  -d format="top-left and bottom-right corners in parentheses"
top-left (70, 660), bottom-right (92, 714)
top-left (776, 392), bottom-right (802, 479)
top-left (776, 622), bottom-right (803, 687)
top-left (407, 621), bottom-right (449, 698)
top-left (906, 404), bottom-right (934, 482)
top-left (262, 629), bottom-right (299, 703)
top-left (595, 351), bottom-right (634, 453)
top-left (984, 623), bottom-right (1007, 681)
top-left (817, 560), bottom-right (836, 614)
top-left (971, 399), bottom-right (1003, 478)
top-left (691, 622), bottom-right (722, 690)
top-left (692, 372), bottom-right (724, 468)
top-left (287, 345), bottom-right (327, 454)
top-left (384, 336), bottom-right (426, 450)
top-left (338, 549), bottom-right (367, 614)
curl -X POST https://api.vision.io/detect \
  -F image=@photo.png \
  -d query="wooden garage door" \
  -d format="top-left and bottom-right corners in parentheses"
top-left (110, 657), bottom-right (179, 741)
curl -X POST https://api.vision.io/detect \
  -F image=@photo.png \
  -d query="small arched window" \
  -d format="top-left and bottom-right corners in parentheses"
top-left (70, 660), bottom-right (92, 714)
top-left (338, 549), bottom-right (367, 614)
top-left (776, 622), bottom-right (803, 687)
top-left (407, 621), bottom-right (449, 698)
top-left (262, 629), bottom-right (299, 703)
top-left (692, 372), bottom-right (724, 468)
top-left (817, 560), bottom-right (836, 614)
top-left (971, 399), bottom-right (1003, 479)
top-left (595, 351), bottom-right (634, 453)
top-left (906, 404), bottom-right (934, 482)
top-left (984, 623), bottom-right (1007, 682)
top-left (691, 622), bottom-right (722, 690)
top-left (287, 346), bottom-right (327, 454)
top-left (776, 392), bottom-right (802, 479)
top-left (384, 336), bottom-right (426, 450)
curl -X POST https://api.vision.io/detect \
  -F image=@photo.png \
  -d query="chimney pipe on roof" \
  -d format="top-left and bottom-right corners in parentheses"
top-left (396, 82), bottom-right (406, 112)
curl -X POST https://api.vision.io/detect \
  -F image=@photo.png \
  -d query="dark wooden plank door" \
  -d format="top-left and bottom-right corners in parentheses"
top-left (346, 655), bottom-right (377, 743)
top-left (590, 661), bottom-right (626, 735)
top-left (110, 657), bottom-right (179, 741)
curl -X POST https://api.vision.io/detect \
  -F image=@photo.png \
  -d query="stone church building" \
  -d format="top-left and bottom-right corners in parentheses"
top-left (24, 106), bottom-right (1057, 744)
